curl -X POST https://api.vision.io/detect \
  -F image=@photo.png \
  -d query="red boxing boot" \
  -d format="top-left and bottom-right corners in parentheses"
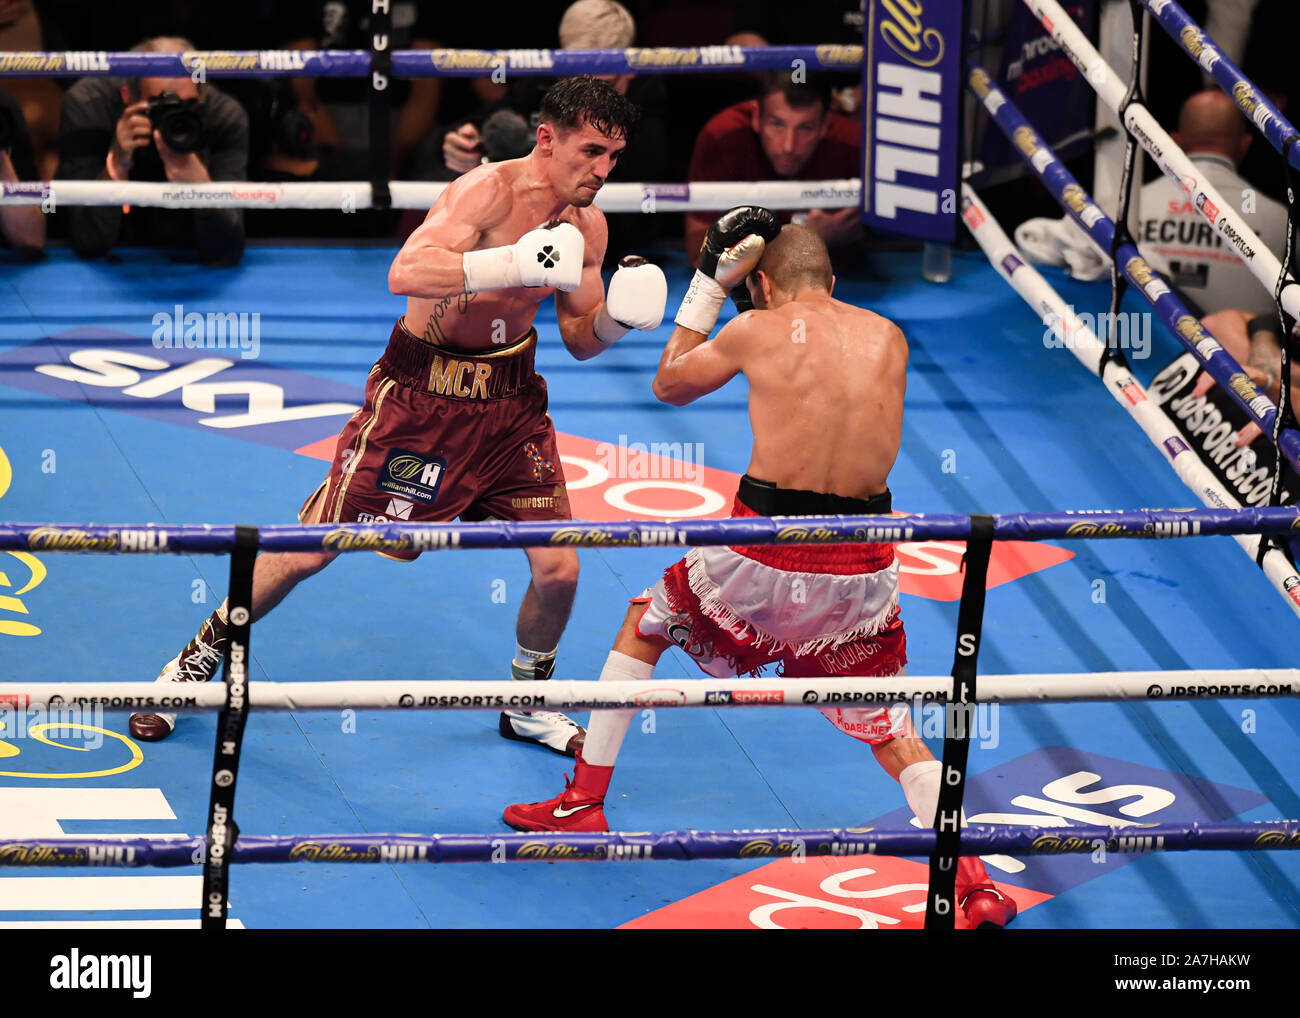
top-left (956, 856), bottom-right (1018, 929)
top-left (504, 752), bottom-right (614, 832)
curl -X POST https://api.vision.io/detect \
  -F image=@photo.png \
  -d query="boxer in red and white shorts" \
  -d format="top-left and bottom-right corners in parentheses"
top-left (130, 77), bottom-right (669, 757)
top-left (505, 209), bottom-right (1017, 928)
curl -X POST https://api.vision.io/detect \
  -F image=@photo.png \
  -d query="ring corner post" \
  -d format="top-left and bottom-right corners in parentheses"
top-left (925, 513), bottom-right (994, 930)
top-left (199, 524), bottom-right (259, 931)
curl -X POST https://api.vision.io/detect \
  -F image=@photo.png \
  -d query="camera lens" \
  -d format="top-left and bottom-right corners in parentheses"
top-left (147, 91), bottom-right (206, 154)
top-left (161, 108), bottom-right (204, 153)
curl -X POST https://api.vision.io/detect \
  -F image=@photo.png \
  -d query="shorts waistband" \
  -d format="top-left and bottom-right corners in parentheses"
top-left (737, 474), bottom-right (892, 516)
top-left (379, 319), bottom-right (538, 400)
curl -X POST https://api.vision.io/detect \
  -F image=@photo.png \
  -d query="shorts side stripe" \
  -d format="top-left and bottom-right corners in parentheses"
top-left (330, 377), bottom-right (395, 523)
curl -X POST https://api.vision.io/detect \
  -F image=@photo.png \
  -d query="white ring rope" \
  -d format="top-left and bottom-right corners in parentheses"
top-left (2, 670), bottom-right (1295, 713)
top-left (0, 179), bottom-right (862, 212)
top-left (1021, 0), bottom-right (1300, 320)
top-left (961, 182), bottom-right (1300, 620)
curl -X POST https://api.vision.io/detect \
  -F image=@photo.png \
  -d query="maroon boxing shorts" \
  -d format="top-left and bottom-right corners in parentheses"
top-left (300, 318), bottom-right (570, 560)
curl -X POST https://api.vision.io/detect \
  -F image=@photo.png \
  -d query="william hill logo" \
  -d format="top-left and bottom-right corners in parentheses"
top-left (879, 0), bottom-right (946, 68)
top-left (27, 528), bottom-right (118, 551)
top-left (321, 529), bottom-right (411, 554)
top-left (387, 455), bottom-right (427, 481)
top-left (1063, 521), bottom-right (1135, 537)
top-left (548, 527), bottom-right (639, 546)
top-left (288, 842), bottom-right (380, 862)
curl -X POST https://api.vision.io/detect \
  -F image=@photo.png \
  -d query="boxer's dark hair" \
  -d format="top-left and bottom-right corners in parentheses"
top-left (757, 71), bottom-right (832, 117)
top-left (757, 225), bottom-right (833, 292)
top-left (540, 76), bottom-right (638, 140)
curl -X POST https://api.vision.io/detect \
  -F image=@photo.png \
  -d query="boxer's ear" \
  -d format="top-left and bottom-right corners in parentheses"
top-left (536, 122), bottom-right (556, 156)
top-left (828, 274), bottom-right (836, 297)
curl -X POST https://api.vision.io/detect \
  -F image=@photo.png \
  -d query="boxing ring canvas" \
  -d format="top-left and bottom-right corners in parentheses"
top-left (1, 243), bottom-right (1297, 929)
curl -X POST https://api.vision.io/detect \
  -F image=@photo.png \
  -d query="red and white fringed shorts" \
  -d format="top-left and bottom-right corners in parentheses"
top-left (633, 496), bottom-right (909, 745)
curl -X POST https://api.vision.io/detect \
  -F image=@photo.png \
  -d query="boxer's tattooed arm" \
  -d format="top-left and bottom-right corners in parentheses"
top-left (421, 291), bottom-right (477, 345)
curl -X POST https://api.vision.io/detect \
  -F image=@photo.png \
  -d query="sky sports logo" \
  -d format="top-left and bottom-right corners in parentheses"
top-left (704, 690), bottom-right (785, 705)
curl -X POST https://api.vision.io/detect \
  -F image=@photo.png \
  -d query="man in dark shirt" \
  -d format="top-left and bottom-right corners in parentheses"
top-left (58, 36), bottom-right (248, 267)
top-left (685, 73), bottom-right (861, 264)
top-left (0, 85), bottom-right (45, 255)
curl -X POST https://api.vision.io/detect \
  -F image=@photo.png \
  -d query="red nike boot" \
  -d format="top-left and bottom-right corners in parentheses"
top-left (504, 753), bottom-right (613, 832)
top-left (956, 856), bottom-right (1017, 928)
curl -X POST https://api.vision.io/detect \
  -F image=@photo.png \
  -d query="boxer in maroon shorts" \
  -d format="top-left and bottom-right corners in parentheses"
top-left (130, 77), bottom-right (668, 754)
top-left (299, 321), bottom-right (572, 559)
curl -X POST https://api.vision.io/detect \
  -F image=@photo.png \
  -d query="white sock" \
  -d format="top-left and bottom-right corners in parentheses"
top-left (582, 651), bottom-right (654, 766)
top-left (513, 642), bottom-right (557, 674)
top-left (898, 760), bottom-right (967, 828)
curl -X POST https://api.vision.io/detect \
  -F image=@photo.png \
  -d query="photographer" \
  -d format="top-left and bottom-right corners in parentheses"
top-left (57, 36), bottom-right (248, 267)
top-left (0, 85), bottom-right (45, 255)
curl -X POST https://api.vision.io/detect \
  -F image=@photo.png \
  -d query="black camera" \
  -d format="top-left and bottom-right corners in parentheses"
top-left (0, 102), bottom-right (14, 153)
top-left (260, 79), bottom-right (314, 159)
top-left (146, 90), bottom-right (206, 153)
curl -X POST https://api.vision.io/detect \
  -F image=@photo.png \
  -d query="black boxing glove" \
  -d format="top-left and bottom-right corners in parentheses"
top-left (676, 205), bottom-right (780, 334)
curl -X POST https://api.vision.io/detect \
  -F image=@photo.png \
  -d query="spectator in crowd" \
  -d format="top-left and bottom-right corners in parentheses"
top-left (725, 0), bottom-right (865, 114)
top-left (433, 0), bottom-right (668, 266)
top-left (58, 36), bottom-right (248, 267)
top-left (1191, 309), bottom-right (1299, 450)
top-left (280, 1), bottom-right (441, 178)
top-left (0, 0), bottom-right (62, 180)
top-left (685, 72), bottom-right (861, 265)
top-left (0, 86), bottom-right (45, 255)
top-left (1138, 89), bottom-right (1287, 317)
top-left (442, 0), bottom-right (642, 175)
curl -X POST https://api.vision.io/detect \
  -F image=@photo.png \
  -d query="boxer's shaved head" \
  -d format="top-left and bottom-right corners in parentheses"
top-left (757, 225), bottom-right (833, 293)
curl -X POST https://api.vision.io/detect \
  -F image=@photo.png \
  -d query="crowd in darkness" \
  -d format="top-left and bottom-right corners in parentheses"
top-left (0, 0), bottom-right (1296, 271)
top-left (0, 0), bottom-right (869, 264)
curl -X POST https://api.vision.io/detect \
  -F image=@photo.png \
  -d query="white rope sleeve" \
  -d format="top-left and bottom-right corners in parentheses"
top-left (1022, 0), bottom-right (1300, 320)
top-left (961, 182), bottom-right (1300, 620)
top-left (0, 179), bottom-right (863, 212)
top-left (3, 670), bottom-right (1296, 713)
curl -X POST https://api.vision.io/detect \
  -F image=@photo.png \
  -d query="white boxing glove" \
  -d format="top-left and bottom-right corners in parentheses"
top-left (462, 219), bottom-right (585, 294)
top-left (594, 256), bottom-right (669, 344)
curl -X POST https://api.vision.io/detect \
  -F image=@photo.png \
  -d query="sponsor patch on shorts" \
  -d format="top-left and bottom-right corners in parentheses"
top-left (524, 441), bottom-right (554, 482)
top-left (377, 449), bottom-right (446, 505)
